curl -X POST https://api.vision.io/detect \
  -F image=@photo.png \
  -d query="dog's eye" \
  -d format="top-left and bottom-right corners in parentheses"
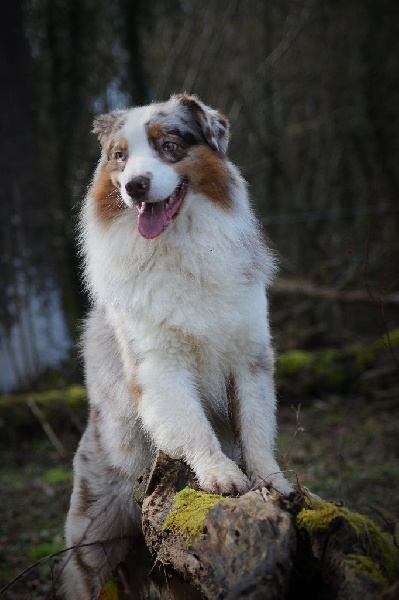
top-left (114, 150), bottom-right (126, 162)
top-left (162, 141), bottom-right (180, 153)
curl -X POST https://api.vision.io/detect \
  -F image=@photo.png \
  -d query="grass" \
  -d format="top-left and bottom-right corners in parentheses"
top-left (0, 440), bottom-right (74, 598)
top-left (277, 397), bottom-right (399, 513)
top-left (0, 387), bottom-right (398, 598)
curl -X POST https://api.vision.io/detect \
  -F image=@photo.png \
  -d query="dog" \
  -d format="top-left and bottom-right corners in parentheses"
top-left (63, 94), bottom-right (292, 599)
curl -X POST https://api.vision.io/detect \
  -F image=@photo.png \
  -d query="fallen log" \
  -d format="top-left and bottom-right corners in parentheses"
top-left (140, 452), bottom-right (296, 599)
top-left (132, 452), bottom-right (399, 600)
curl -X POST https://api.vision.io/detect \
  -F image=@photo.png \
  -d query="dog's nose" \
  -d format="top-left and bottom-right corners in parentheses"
top-left (125, 176), bottom-right (150, 198)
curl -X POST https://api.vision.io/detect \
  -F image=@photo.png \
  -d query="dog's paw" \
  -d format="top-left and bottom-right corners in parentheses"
top-left (197, 458), bottom-right (250, 495)
top-left (252, 472), bottom-right (293, 496)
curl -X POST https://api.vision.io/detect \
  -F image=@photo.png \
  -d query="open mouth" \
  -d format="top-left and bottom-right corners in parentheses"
top-left (135, 179), bottom-right (188, 239)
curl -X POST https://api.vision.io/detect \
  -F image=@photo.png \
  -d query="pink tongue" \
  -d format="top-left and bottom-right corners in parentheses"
top-left (137, 202), bottom-right (166, 239)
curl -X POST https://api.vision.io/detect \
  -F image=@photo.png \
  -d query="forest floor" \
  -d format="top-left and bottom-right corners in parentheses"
top-left (0, 389), bottom-right (398, 599)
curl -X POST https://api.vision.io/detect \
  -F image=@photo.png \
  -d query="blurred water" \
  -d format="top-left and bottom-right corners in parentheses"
top-left (0, 286), bottom-right (71, 393)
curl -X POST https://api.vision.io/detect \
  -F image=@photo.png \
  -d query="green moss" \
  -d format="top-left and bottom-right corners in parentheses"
top-left (276, 347), bottom-right (346, 391)
top-left (43, 467), bottom-right (73, 484)
top-left (276, 348), bottom-right (346, 389)
top-left (99, 579), bottom-right (119, 600)
top-left (0, 385), bottom-right (87, 438)
top-left (0, 385), bottom-right (87, 409)
top-left (65, 385), bottom-right (88, 405)
top-left (345, 328), bottom-right (399, 373)
top-left (162, 488), bottom-right (223, 542)
top-left (276, 328), bottom-right (399, 393)
top-left (344, 554), bottom-right (389, 589)
top-left (27, 541), bottom-right (64, 562)
top-left (376, 327), bottom-right (399, 351)
top-left (297, 498), bottom-right (378, 541)
top-left (296, 498), bottom-right (399, 586)
top-left (277, 350), bottom-right (313, 376)
top-left (314, 349), bottom-right (345, 384)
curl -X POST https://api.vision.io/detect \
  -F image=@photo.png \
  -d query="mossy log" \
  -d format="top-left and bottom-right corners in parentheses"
top-left (136, 452), bottom-right (399, 600)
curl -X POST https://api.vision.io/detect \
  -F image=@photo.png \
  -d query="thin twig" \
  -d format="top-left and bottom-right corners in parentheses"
top-left (0, 536), bottom-right (135, 596)
top-left (27, 398), bottom-right (66, 457)
top-left (282, 404), bottom-right (304, 471)
top-left (228, 0), bottom-right (316, 123)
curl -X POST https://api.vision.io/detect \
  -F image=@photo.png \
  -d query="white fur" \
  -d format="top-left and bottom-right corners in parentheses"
top-left (63, 98), bottom-right (291, 599)
top-left (119, 106), bottom-right (180, 207)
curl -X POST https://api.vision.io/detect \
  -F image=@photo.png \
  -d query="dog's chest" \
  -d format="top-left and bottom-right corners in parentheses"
top-left (106, 242), bottom-right (253, 341)
top-left (137, 272), bottom-right (242, 335)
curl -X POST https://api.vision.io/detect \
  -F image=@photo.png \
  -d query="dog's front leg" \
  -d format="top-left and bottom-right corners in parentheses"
top-left (234, 345), bottom-right (293, 495)
top-left (136, 355), bottom-right (250, 495)
top-left (108, 310), bottom-right (249, 495)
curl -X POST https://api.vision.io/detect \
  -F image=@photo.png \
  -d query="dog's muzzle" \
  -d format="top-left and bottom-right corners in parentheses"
top-left (126, 178), bottom-right (188, 240)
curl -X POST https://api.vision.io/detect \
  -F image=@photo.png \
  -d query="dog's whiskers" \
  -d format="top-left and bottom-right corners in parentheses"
top-left (105, 189), bottom-right (121, 200)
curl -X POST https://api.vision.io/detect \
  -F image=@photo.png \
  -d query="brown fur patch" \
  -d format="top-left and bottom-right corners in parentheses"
top-left (129, 380), bottom-right (143, 405)
top-left (79, 477), bottom-right (97, 514)
top-left (147, 122), bottom-right (166, 141)
top-left (91, 405), bottom-right (101, 422)
top-left (117, 136), bottom-right (128, 152)
top-left (92, 163), bottom-right (125, 225)
top-left (117, 442), bottom-right (135, 454)
top-left (146, 121), bottom-right (189, 162)
top-left (92, 421), bottom-right (103, 453)
top-left (73, 548), bottom-right (95, 593)
top-left (226, 375), bottom-right (240, 439)
top-left (175, 145), bottom-right (231, 209)
top-left (106, 463), bottom-right (124, 478)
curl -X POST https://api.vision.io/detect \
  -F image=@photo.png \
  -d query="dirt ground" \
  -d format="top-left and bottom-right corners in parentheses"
top-left (0, 392), bottom-right (398, 599)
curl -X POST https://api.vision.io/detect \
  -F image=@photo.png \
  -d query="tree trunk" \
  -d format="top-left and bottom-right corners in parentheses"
top-left (135, 452), bottom-right (399, 600)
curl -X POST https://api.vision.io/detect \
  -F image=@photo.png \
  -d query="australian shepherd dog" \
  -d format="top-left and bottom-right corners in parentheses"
top-left (63, 94), bottom-right (292, 599)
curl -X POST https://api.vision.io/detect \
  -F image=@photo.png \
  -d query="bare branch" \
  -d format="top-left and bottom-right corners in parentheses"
top-left (272, 277), bottom-right (399, 305)
top-left (27, 398), bottom-right (66, 457)
top-left (228, 0), bottom-right (317, 123)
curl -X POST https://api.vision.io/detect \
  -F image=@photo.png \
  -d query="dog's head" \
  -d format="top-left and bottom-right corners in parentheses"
top-left (91, 94), bottom-right (231, 239)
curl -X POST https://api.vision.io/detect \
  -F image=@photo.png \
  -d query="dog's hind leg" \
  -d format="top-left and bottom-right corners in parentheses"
top-left (62, 425), bottom-right (142, 599)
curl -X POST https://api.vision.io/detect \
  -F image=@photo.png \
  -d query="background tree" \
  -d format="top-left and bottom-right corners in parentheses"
top-left (0, 0), bottom-right (69, 390)
top-left (1, 0), bottom-right (398, 392)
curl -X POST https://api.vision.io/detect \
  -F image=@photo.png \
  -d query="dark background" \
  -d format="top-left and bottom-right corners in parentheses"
top-left (1, 0), bottom-right (398, 393)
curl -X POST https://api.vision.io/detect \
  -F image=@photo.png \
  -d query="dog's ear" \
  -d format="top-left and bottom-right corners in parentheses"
top-left (92, 110), bottom-right (127, 147)
top-left (176, 94), bottom-right (229, 155)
